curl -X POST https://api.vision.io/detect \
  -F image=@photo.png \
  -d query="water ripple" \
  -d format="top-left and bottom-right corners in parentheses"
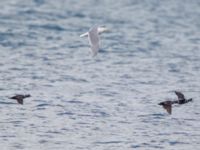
top-left (0, 0), bottom-right (200, 150)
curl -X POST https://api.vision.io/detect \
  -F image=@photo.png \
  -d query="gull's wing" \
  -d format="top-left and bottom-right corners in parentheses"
top-left (90, 44), bottom-right (99, 57)
top-left (80, 32), bottom-right (89, 37)
top-left (97, 27), bottom-right (109, 34)
top-left (175, 91), bottom-right (185, 100)
top-left (88, 26), bottom-right (100, 56)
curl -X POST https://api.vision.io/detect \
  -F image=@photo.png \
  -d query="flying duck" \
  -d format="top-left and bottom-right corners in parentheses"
top-left (175, 91), bottom-right (192, 104)
top-left (158, 91), bottom-right (192, 114)
top-left (10, 94), bottom-right (31, 105)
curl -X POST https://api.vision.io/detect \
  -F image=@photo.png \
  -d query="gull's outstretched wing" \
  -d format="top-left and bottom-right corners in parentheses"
top-left (97, 26), bottom-right (109, 34)
top-left (80, 32), bottom-right (89, 37)
top-left (90, 44), bottom-right (99, 57)
top-left (88, 26), bottom-right (100, 56)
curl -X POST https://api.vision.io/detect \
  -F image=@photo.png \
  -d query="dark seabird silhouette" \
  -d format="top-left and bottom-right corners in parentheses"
top-left (158, 101), bottom-right (175, 114)
top-left (175, 91), bottom-right (192, 104)
top-left (158, 91), bottom-right (192, 114)
top-left (10, 94), bottom-right (31, 105)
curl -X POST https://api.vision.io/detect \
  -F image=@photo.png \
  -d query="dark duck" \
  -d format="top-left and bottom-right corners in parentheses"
top-left (10, 94), bottom-right (31, 105)
top-left (158, 91), bottom-right (192, 114)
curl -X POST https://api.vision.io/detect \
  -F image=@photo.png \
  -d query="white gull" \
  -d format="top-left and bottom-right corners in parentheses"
top-left (80, 25), bottom-right (109, 57)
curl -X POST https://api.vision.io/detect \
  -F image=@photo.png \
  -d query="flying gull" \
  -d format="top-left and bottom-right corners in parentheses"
top-left (80, 25), bottom-right (109, 57)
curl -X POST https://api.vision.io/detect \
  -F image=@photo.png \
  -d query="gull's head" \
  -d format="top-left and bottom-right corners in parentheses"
top-left (97, 26), bottom-right (110, 34)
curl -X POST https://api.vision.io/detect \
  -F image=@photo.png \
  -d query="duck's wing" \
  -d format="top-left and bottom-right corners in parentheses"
top-left (88, 26), bottom-right (100, 56)
top-left (175, 91), bottom-right (185, 100)
top-left (163, 104), bottom-right (172, 114)
top-left (17, 99), bottom-right (23, 105)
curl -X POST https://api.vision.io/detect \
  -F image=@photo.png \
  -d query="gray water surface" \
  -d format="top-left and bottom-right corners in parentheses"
top-left (0, 0), bottom-right (200, 149)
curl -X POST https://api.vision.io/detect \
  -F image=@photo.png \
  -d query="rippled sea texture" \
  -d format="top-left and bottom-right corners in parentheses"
top-left (0, 0), bottom-right (200, 149)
